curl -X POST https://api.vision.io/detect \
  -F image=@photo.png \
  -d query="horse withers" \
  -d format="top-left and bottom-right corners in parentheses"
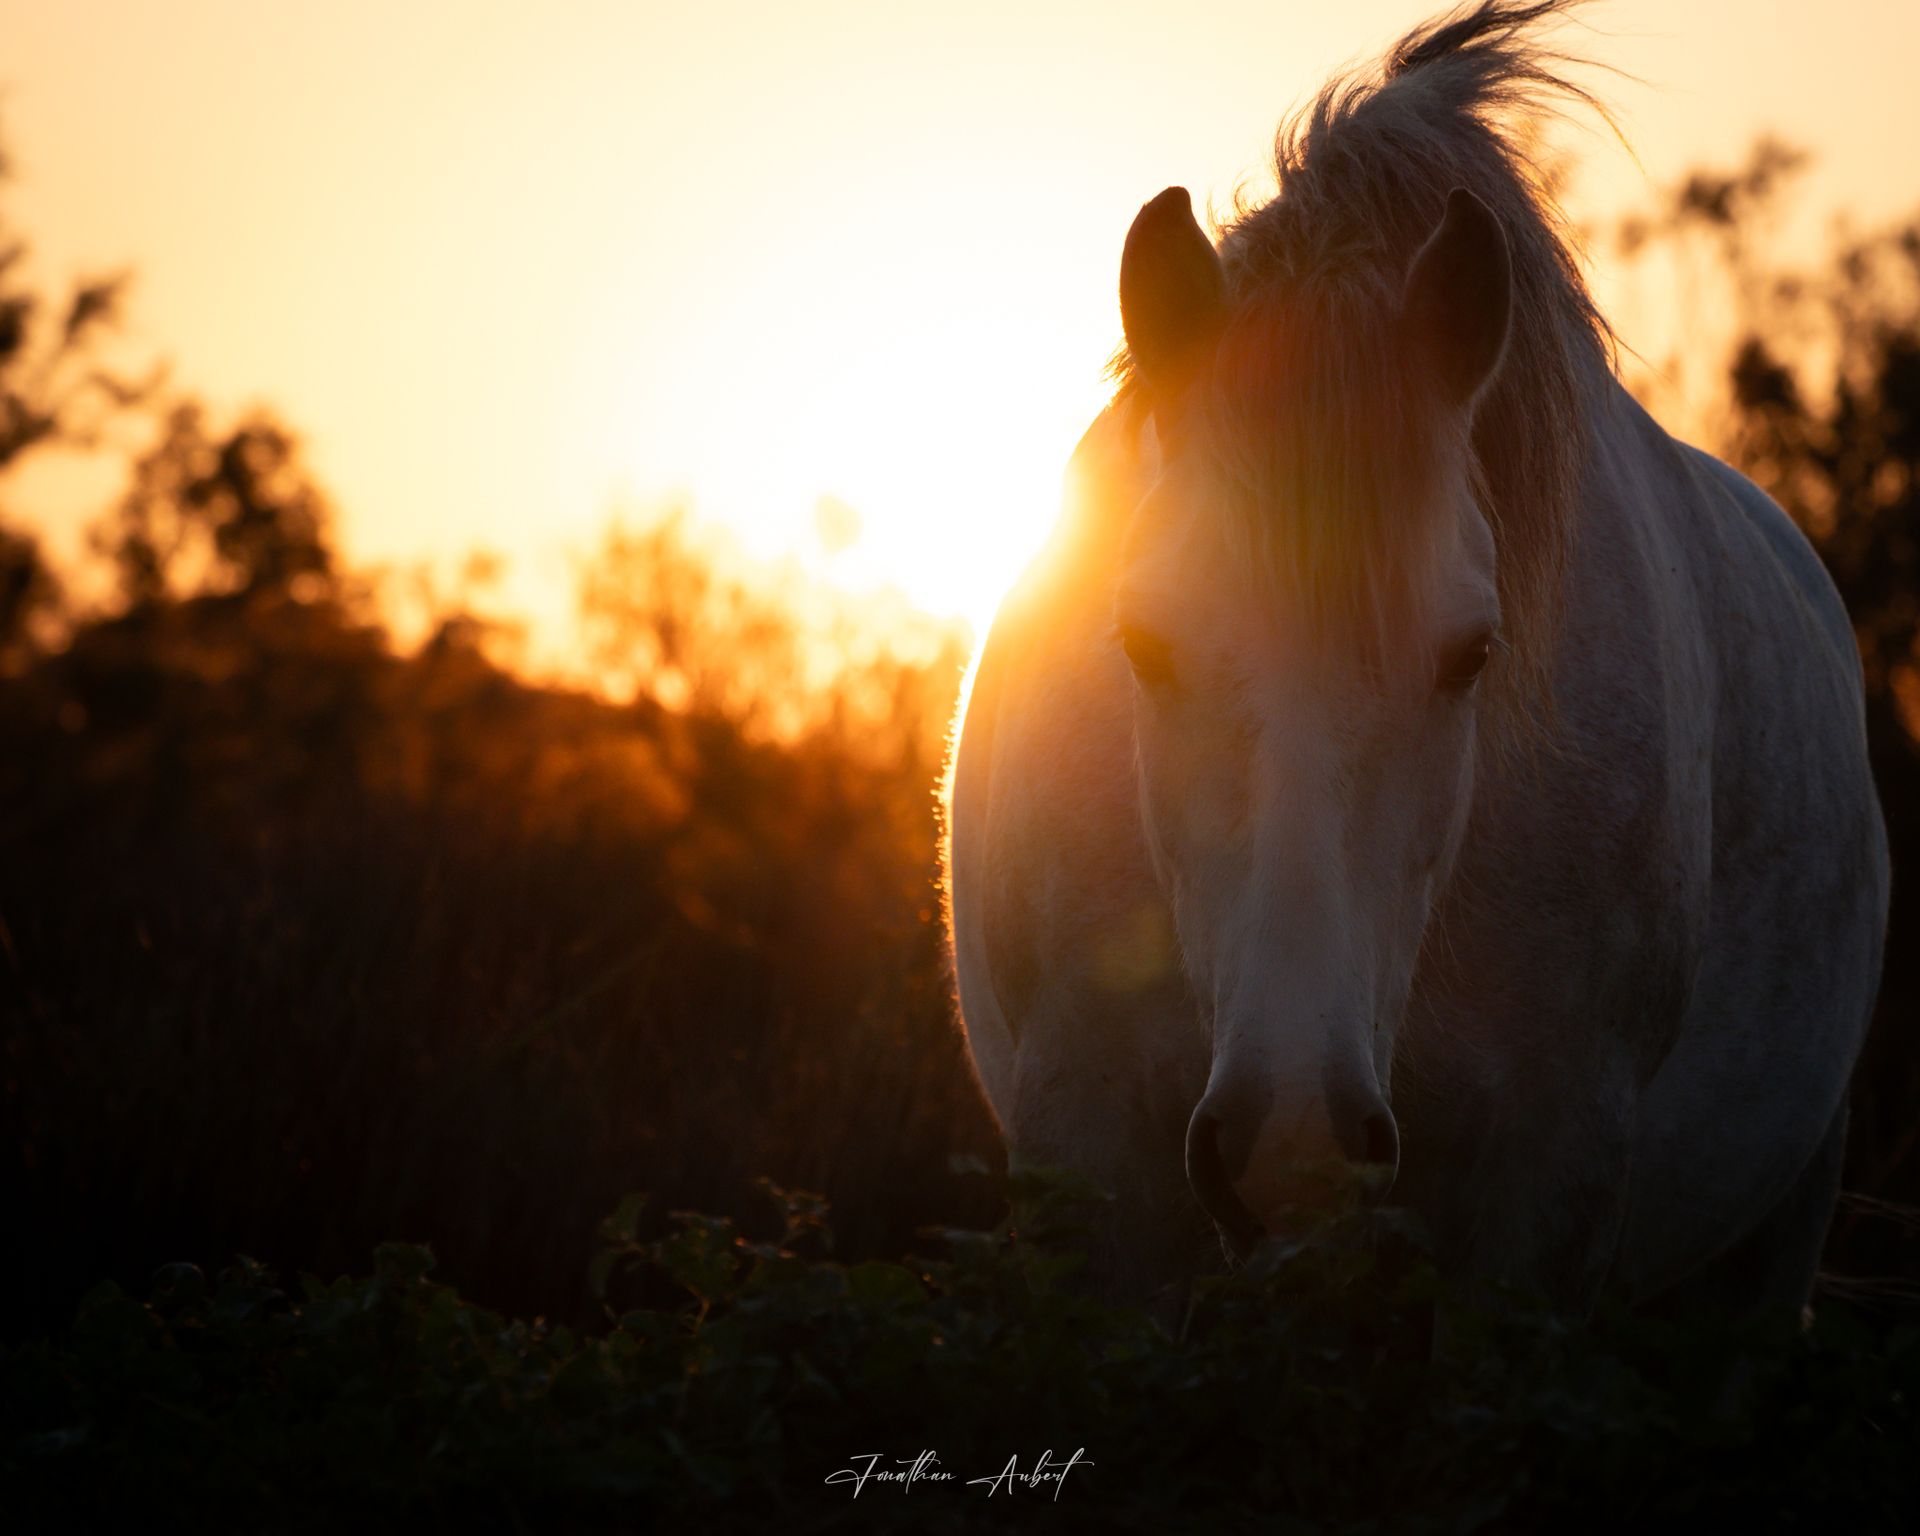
top-left (944, 1), bottom-right (1888, 1321)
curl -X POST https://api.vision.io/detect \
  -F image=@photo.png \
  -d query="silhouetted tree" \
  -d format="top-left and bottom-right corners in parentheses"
top-left (0, 123), bottom-right (153, 661)
top-left (0, 236), bottom-right (141, 474)
top-left (0, 519), bottom-right (56, 669)
top-left (98, 402), bottom-right (336, 609)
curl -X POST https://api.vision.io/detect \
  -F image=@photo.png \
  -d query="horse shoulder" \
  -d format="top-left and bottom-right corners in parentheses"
top-left (1601, 398), bottom-right (1889, 1298)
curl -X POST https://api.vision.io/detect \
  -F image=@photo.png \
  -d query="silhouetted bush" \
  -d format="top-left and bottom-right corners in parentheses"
top-left (5, 1176), bottom-right (1915, 1531)
top-left (0, 552), bottom-right (995, 1330)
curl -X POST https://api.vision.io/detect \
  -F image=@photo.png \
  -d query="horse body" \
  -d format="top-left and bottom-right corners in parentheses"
top-left (1383, 381), bottom-right (1884, 1310)
top-left (945, 3), bottom-right (1888, 1317)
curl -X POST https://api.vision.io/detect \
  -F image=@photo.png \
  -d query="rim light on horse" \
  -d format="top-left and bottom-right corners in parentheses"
top-left (945, 1), bottom-right (1889, 1318)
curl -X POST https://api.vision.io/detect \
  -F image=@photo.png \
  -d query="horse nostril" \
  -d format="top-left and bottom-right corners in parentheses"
top-left (1186, 1108), bottom-right (1263, 1247)
top-left (1359, 1111), bottom-right (1400, 1201)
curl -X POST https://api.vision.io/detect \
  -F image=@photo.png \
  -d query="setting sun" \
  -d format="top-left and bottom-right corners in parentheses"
top-left (586, 268), bottom-right (1110, 643)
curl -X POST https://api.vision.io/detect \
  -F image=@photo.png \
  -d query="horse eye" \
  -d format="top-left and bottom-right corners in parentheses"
top-left (1437, 632), bottom-right (1494, 694)
top-left (1117, 623), bottom-right (1175, 687)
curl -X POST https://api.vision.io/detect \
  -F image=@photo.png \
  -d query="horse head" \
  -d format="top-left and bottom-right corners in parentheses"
top-left (1115, 185), bottom-right (1512, 1249)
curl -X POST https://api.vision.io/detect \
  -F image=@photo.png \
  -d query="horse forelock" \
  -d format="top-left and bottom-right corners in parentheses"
top-left (1118, 0), bottom-right (1616, 734)
top-left (1177, 281), bottom-right (1453, 683)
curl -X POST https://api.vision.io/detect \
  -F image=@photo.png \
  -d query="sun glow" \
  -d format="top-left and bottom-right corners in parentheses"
top-left (558, 131), bottom-right (1136, 656)
top-left (10, 0), bottom-right (1920, 677)
top-left (590, 278), bottom-right (1113, 649)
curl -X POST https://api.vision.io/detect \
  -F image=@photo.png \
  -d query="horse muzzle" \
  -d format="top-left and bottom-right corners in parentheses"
top-left (1185, 1071), bottom-right (1399, 1249)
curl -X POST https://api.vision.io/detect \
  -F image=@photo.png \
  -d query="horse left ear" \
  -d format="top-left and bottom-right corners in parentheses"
top-left (1401, 187), bottom-right (1512, 408)
top-left (1120, 187), bottom-right (1225, 402)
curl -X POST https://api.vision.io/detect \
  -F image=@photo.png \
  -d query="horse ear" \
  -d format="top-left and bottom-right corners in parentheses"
top-left (1120, 187), bottom-right (1225, 400)
top-left (1401, 186), bottom-right (1512, 408)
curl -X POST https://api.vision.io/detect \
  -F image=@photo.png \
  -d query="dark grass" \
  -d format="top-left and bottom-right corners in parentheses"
top-left (5, 1175), bottom-right (1917, 1533)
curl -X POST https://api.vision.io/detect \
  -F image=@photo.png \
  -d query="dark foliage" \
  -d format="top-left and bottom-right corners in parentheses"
top-left (5, 1177), bottom-right (1916, 1532)
top-left (99, 402), bottom-right (336, 608)
top-left (0, 151), bottom-right (149, 671)
top-left (0, 564), bottom-right (996, 1332)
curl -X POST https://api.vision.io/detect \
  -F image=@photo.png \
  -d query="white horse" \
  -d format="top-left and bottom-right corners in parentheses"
top-left (945, 1), bottom-right (1888, 1320)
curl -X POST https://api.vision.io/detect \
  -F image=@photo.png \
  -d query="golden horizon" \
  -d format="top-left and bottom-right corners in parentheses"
top-left (3, 0), bottom-right (1918, 663)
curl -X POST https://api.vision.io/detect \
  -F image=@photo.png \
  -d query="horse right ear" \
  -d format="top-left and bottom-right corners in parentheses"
top-left (1400, 186), bottom-right (1512, 408)
top-left (1120, 187), bottom-right (1225, 403)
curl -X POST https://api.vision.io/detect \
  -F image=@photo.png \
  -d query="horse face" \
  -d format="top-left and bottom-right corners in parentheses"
top-left (1115, 470), bottom-right (1498, 1239)
top-left (1116, 186), bottom-right (1511, 1246)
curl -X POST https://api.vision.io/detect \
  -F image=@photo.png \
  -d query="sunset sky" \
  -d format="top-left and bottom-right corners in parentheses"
top-left (4, 1), bottom-right (1918, 657)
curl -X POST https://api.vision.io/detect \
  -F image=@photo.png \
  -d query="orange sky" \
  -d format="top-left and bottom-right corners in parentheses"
top-left (4, 1), bottom-right (1919, 656)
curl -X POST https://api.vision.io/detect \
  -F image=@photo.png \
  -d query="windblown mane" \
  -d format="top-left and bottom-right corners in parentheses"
top-left (1125, 1), bottom-right (1615, 714)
